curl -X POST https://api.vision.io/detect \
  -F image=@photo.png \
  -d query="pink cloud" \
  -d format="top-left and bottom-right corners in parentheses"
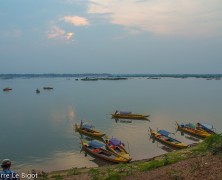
top-left (61, 16), bottom-right (90, 26)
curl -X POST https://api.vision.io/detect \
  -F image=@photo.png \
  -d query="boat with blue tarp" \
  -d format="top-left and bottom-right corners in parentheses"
top-left (176, 122), bottom-right (211, 138)
top-left (149, 127), bottom-right (188, 149)
top-left (197, 123), bottom-right (216, 134)
top-left (104, 137), bottom-right (132, 161)
top-left (80, 139), bottom-right (130, 163)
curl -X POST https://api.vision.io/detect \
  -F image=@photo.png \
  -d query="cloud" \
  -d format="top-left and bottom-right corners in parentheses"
top-left (61, 16), bottom-right (90, 26)
top-left (66, 32), bottom-right (74, 40)
top-left (48, 26), bottom-right (65, 39)
top-left (87, 0), bottom-right (222, 37)
top-left (47, 26), bottom-right (74, 41)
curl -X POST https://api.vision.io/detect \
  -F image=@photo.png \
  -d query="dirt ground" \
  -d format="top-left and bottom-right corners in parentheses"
top-left (122, 154), bottom-right (222, 180)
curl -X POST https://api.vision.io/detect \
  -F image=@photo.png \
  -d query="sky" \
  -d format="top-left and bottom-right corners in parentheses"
top-left (0, 0), bottom-right (222, 74)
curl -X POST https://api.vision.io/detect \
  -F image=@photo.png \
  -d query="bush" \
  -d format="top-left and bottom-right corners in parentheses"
top-left (204, 134), bottom-right (222, 155)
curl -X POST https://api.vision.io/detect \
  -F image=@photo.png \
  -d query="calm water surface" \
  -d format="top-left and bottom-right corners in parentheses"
top-left (0, 78), bottom-right (221, 172)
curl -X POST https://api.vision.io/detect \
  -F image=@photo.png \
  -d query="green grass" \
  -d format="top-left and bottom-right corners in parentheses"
top-left (50, 174), bottom-right (63, 180)
top-left (89, 168), bottom-right (101, 180)
top-left (192, 134), bottom-right (222, 155)
top-left (68, 167), bottom-right (79, 175)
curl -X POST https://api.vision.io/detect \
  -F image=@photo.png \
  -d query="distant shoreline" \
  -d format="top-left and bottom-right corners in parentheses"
top-left (0, 73), bottom-right (222, 79)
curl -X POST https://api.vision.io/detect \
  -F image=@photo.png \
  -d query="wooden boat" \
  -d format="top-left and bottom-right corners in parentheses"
top-left (111, 111), bottom-right (149, 120)
top-left (3, 87), bottom-right (12, 92)
top-left (36, 89), bottom-right (40, 94)
top-left (81, 139), bottom-right (129, 163)
top-left (176, 122), bottom-right (211, 138)
top-left (43, 87), bottom-right (53, 90)
top-left (196, 123), bottom-right (216, 134)
top-left (81, 77), bottom-right (98, 81)
top-left (149, 128), bottom-right (188, 149)
top-left (75, 123), bottom-right (105, 137)
top-left (104, 137), bottom-right (132, 161)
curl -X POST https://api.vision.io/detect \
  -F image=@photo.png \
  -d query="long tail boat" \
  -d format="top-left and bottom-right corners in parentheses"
top-left (81, 139), bottom-right (130, 163)
top-left (149, 127), bottom-right (188, 149)
top-left (196, 123), bottom-right (216, 134)
top-left (176, 122), bottom-right (211, 138)
top-left (111, 110), bottom-right (149, 120)
top-left (75, 122), bottom-right (105, 138)
top-left (103, 137), bottom-right (132, 161)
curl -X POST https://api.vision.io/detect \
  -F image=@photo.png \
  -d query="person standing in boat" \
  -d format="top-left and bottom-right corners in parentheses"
top-left (0, 159), bottom-right (20, 180)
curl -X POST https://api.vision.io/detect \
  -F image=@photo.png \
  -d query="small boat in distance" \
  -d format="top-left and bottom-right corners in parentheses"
top-left (111, 110), bottom-right (149, 120)
top-left (104, 137), bottom-right (132, 162)
top-left (3, 87), bottom-right (12, 92)
top-left (80, 77), bottom-right (98, 81)
top-left (149, 128), bottom-right (188, 149)
top-left (176, 122), bottom-right (211, 138)
top-left (75, 122), bottom-right (105, 137)
top-left (36, 89), bottom-right (40, 94)
top-left (43, 87), bottom-right (53, 90)
top-left (80, 139), bottom-right (129, 163)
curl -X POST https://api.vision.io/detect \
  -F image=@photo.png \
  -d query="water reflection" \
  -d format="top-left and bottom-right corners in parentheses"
top-left (1, 77), bottom-right (222, 171)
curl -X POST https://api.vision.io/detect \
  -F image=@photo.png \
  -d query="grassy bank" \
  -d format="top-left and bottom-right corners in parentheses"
top-left (36, 134), bottom-right (222, 180)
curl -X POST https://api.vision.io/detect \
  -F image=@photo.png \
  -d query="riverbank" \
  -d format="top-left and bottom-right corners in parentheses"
top-left (35, 134), bottom-right (222, 179)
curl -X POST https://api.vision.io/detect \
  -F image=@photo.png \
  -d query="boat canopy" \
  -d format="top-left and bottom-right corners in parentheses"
top-left (185, 123), bottom-right (196, 129)
top-left (158, 130), bottom-right (171, 137)
top-left (83, 124), bottom-right (93, 130)
top-left (199, 123), bottom-right (213, 130)
top-left (109, 138), bottom-right (122, 146)
top-left (120, 111), bottom-right (132, 114)
top-left (89, 141), bottom-right (104, 148)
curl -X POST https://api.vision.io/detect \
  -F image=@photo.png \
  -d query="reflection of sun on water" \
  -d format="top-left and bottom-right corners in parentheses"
top-left (68, 107), bottom-right (75, 124)
top-left (49, 106), bottom-right (76, 124)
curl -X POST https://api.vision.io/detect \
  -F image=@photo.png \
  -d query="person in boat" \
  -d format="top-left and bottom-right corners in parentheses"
top-left (0, 159), bottom-right (20, 180)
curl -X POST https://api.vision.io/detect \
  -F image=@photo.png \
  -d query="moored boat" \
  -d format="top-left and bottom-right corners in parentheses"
top-left (104, 137), bottom-right (132, 161)
top-left (81, 139), bottom-right (129, 163)
top-left (149, 128), bottom-right (188, 149)
top-left (3, 87), bottom-right (12, 92)
top-left (176, 122), bottom-right (211, 138)
top-left (75, 122), bottom-right (105, 137)
top-left (43, 87), bottom-right (53, 90)
top-left (111, 110), bottom-right (149, 120)
top-left (36, 88), bottom-right (40, 94)
top-left (197, 123), bottom-right (216, 134)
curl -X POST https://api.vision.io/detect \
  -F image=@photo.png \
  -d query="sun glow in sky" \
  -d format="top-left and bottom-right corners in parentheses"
top-left (0, 0), bottom-right (222, 73)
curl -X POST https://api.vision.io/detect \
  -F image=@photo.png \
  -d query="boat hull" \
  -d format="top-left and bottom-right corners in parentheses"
top-left (75, 124), bottom-right (105, 137)
top-left (81, 140), bottom-right (129, 163)
top-left (150, 129), bottom-right (188, 149)
top-left (111, 114), bottom-right (149, 120)
top-left (104, 140), bottom-right (132, 162)
top-left (176, 122), bottom-right (211, 138)
top-left (197, 123), bottom-right (216, 135)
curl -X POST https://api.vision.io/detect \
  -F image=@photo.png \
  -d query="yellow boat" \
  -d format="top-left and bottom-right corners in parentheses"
top-left (111, 111), bottom-right (149, 120)
top-left (75, 123), bottom-right (105, 137)
top-left (196, 123), bottom-right (216, 135)
top-left (104, 137), bottom-right (132, 162)
top-left (149, 128), bottom-right (188, 149)
top-left (81, 139), bottom-right (129, 163)
top-left (176, 122), bottom-right (211, 138)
